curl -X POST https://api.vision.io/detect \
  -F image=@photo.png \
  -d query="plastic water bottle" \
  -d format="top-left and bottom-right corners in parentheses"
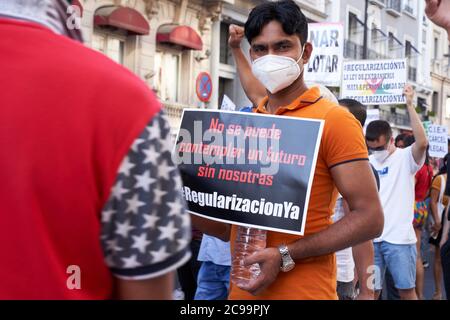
top-left (231, 226), bottom-right (267, 287)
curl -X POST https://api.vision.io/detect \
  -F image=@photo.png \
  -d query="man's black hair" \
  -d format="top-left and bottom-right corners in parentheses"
top-left (244, 0), bottom-right (308, 45)
top-left (366, 120), bottom-right (393, 142)
top-left (438, 153), bottom-right (449, 176)
top-left (338, 99), bottom-right (367, 127)
top-left (395, 133), bottom-right (407, 146)
top-left (433, 152), bottom-right (449, 196)
top-left (404, 135), bottom-right (415, 147)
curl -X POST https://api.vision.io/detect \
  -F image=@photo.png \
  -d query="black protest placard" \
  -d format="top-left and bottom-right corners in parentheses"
top-left (173, 110), bottom-right (323, 235)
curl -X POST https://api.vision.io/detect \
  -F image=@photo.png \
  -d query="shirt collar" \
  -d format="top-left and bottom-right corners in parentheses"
top-left (255, 87), bottom-right (323, 115)
top-left (0, 0), bottom-right (83, 43)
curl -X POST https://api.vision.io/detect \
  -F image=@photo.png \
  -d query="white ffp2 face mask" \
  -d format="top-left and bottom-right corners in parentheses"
top-left (372, 150), bottom-right (390, 163)
top-left (251, 47), bottom-right (305, 94)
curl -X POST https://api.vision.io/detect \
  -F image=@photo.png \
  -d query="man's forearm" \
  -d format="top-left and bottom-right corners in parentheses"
top-left (230, 47), bottom-right (266, 106)
top-left (430, 201), bottom-right (440, 223)
top-left (440, 207), bottom-right (450, 247)
top-left (352, 241), bottom-right (375, 297)
top-left (114, 272), bottom-right (174, 299)
top-left (190, 215), bottom-right (230, 241)
top-left (288, 209), bottom-right (382, 262)
top-left (406, 99), bottom-right (427, 149)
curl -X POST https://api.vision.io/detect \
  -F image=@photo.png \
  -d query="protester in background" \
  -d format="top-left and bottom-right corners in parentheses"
top-left (192, 0), bottom-right (383, 300)
top-left (440, 205), bottom-right (450, 299)
top-left (437, 144), bottom-right (450, 301)
top-left (194, 235), bottom-right (231, 300)
top-left (418, 139), bottom-right (439, 273)
top-left (367, 85), bottom-right (428, 300)
top-left (423, 155), bottom-right (441, 265)
top-left (338, 99), bottom-right (380, 300)
top-left (425, 0), bottom-right (450, 41)
top-left (409, 138), bottom-right (434, 299)
top-left (429, 153), bottom-right (449, 300)
top-left (395, 133), bottom-right (408, 149)
top-left (440, 154), bottom-right (450, 299)
top-left (0, 0), bottom-right (191, 299)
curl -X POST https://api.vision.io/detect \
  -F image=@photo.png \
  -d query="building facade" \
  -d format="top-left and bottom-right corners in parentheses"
top-left (74, 0), bottom-right (447, 134)
top-left (336, 0), bottom-right (433, 131)
top-left (74, 0), bottom-right (337, 132)
top-left (427, 21), bottom-right (450, 128)
top-left (76, 0), bottom-right (219, 132)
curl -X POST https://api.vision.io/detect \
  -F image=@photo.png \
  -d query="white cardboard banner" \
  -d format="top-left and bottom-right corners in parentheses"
top-left (305, 23), bottom-right (344, 87)
top-left (341, 59), bottom-right (407, 105)
top-left (428, 125), bottom-right (448, 158)
top-left (364, 109), bottom-right (380, 132)
top-left (220, 94), bottom-right (237, 111)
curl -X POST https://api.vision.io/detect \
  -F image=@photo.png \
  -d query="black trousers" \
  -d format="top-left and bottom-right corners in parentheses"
top-left (176, 238), bottom-right (202, 300)
top-left (441, 237), bottom-right (450, 300)
top-left (377, 268), bottom-right (400, 300)
top-left (384, 269), bottom-right (400, 300)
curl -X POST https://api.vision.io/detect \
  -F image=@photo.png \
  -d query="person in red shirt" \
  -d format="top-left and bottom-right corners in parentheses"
top-left (0, 0), bottom-right (191, 299)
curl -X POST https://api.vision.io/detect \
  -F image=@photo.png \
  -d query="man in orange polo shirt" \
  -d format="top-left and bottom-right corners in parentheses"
top-left (192, 0), bottom-right (383, 300)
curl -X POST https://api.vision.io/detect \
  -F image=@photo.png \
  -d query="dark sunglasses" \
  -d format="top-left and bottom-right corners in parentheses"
top-left (367, 145), bottom-right (387, 152)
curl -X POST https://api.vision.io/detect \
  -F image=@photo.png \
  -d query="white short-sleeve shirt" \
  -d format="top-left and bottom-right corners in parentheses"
top-left (333, 196), bottom-right (355, 282)
top-left (370, 146), bottom-right (424, 245)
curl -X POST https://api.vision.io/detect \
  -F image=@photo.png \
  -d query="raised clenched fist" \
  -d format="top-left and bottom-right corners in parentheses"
top-left (228, 24), bottom-right (245, 49)
top-left (403, 84), bottom-right (415, 106)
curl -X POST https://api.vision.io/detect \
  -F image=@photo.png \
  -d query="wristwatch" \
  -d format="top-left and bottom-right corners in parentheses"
top-left (278, 244), bottom-right (295, 272)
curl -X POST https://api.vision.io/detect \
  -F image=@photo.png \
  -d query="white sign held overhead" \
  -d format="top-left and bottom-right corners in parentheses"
top-left (341, 59), bottom-right (408, 105)
top-left (428, 125), bottom-right (448, 158)
top-left (305, 23), bottom-right (344, 87)
top-left (220, 94), bottom-right (236, 111)
top-left (364, 109), bottom-right (380, 132)
top-left (366, 109), bottom-right (380, 123)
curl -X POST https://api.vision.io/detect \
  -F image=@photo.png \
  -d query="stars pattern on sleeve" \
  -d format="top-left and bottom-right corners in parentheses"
top-left (100, 110), bottom-right (191, 280)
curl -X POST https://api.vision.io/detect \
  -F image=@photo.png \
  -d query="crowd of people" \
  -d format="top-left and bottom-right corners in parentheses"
top-left (1, 0), bottom-right (450, 300)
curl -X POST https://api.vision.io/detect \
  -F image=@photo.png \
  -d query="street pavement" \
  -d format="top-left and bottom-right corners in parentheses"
top-left (423, 245), bottom-right (447, 300)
